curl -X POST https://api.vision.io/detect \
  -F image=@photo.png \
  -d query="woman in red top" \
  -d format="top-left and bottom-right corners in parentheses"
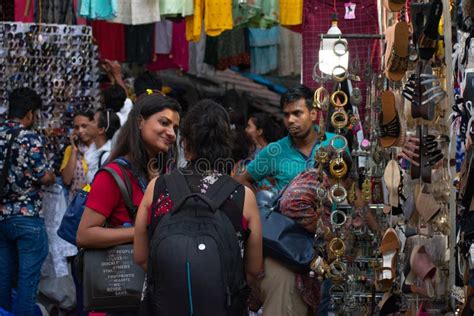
top-left (76, 92), bottom-right (181, 249)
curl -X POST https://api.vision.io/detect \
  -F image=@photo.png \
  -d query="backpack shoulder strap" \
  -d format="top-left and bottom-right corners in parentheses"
top-left (98, 151), bottom-right (107, 168)
top-left (205, 175), bottom-right (241, 209)
top-left (164, 168), bottom-right (192, 205)
top-left (0, 128), bottom-right (22, 198)
top-left (103, 165), bottom-right (137, 220)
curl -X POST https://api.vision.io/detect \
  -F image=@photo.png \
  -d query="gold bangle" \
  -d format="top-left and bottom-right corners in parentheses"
top-left (330, 90), bottom-right (348, 108)
top-left (329, 157), bottom-right (348, 178)
top-left (313, 87), bottom-right (329, 110)
top-left (331, 110), bottom-right (348, 129)
top-left (332, 65), bottom-right (348, 82)
top-left (330, 183), bottom-right (347, 203)
top-left (329, 237), bottom-right (346, 257)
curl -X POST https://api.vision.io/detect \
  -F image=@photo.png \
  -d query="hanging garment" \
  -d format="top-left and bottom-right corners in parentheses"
top-left (248, 0), bottom-right (279, 28)
top-left (79, 0), bottom-right (117, 20)
top-left (302, 0), bottom-right (380, 123)
top-left (248, 26), bottom-right (279, 74)
top-left (204, 27), bottom-right (250, 70)
top-left (91, 20), bottom-right (126, 62)
top-left (0, 0), bottom-right (14, 21)
top-left (155, 20), bottom-right (173, 54)
top-left (125, 23), bottom-right (155, 64)
top-left (186, 0), bottom-right (233, 40)
top-left (41, 184), bottom-right (78, 278)
top-left (35, 0), bottom-right (76, 24)
top-left (148, 20), bottom-right (189, 71)
top-left (280, 0), bottom-right (303, 26)
top-left (111, 0), bottom-right (160, 25)
top-left (278, 26), bottom-right (302, 76)
top-left (189, 24), bottom-right (215, 76)
top-left (15, 0), bottom-right (35, 22)
top-left (159, 0), bottom-right (193, 17)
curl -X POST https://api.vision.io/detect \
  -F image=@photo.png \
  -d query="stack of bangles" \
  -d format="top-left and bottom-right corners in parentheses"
top-left (329, 157), bottom-right (348, 178)
top-left (313, 87), bottom-right (329, 110)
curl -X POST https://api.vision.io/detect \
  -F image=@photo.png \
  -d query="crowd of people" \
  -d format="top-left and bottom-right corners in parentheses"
top-left (0, 64), bottom-right (384, 316)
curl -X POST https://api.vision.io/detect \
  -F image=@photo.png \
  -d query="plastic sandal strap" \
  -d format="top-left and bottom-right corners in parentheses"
top-left (381, 116), bottom-right (401, 138)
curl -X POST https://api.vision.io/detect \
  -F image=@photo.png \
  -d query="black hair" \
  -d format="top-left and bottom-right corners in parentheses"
top-left (181, 99), bottom-right (234, 174)
top-left (109, 93), bottom-right (181, 179)
top-left (280, 85), bottom-right (313, 111)
top-left (73, 110), bottom-right (95, 121)
top-left (95, 109), bottom-right (121, 140)
top-left (250, 112), bottom-right (285, 144)
top-left (8, 87), bottom-right (42, 119)
top-left (103, 84), bottom-right (127, 113)
top-left (134, 71), bottom-right (163, 98)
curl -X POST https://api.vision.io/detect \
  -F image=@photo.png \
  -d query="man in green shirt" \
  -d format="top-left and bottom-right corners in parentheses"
top-left (235, 85), bottom-right (343, 315)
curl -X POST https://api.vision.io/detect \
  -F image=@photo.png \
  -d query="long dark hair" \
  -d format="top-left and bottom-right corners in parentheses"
top-left (109, 93), bottom-right (181, 179)
top-left (180, 99), bottom-right (234, 174)
top-left (250, 112), bottom-right (285, 144)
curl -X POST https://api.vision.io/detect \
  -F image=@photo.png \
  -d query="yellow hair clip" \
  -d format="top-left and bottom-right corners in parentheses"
top-left (146, 89), bottom-right (153, 95)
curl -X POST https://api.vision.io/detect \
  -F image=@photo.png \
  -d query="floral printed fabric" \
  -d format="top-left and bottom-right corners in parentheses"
top-left (0, 121), bottom-right (51, 220)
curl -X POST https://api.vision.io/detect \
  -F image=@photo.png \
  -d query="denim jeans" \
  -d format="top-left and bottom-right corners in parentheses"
top-left (316, 279), bottom-right (331, 316)
top-left (0, 216), bottom-right (48, 316)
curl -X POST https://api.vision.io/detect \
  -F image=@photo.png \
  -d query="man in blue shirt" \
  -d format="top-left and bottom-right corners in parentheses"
top-left (235, 85), bottom-right (340, 315)
top-left (0, 88), bottom-right (56, 315)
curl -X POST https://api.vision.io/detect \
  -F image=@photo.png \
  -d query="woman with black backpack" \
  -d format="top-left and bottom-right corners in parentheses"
top-left (134, 99), bottom-right (263, 315)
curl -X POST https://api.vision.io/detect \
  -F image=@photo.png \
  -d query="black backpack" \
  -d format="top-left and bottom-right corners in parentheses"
top-left (146, 169), bottom-right (249, 316)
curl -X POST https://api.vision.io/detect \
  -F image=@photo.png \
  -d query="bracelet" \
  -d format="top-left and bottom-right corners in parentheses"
top-left (313, 87), bottom-right (329, 110)
top-left (331, 110), bottom-right (348, 129)
top-left (333, 39), bottom-right (348, 57)
top-left (327, 260), bottom-right (347, 281)
top-left (330, 183), bottom-right (347, 203)
top-left (329, 157), bottom-right (348, 178)
top-left (315, 187), bottom-right (327, 201)
top-left (330, 90), bottom-right (348, 108)
top-left (329, 284), bottom-right (345, 296)
top-left (330, 134), bottom-right (348, 153)
top-left (329, 237), bottom-right (346, 257)
top-left (315, 149), bottom-right (329, 165)
top-left (330, 210), bottom-right (348, 229)
top-left (332, 65), bottom-right (348, 82)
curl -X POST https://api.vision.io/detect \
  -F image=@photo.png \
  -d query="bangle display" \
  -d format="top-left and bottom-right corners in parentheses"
top-left (330, 183), bottom-right (347, 203)
top-left (331, 110), bottom-right (348, 129)
top-left (330, 90), bottom-right (348, 108)
top-left (329, 157), bottom-right (348, 178)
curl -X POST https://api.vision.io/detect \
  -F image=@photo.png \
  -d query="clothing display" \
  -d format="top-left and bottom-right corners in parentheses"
top-left (155, 20), bottom-right (173, 54)
top-left (249, 26), bottom-right (279, 74)
top-left (278, 26), bottom-right (302, 76)
top-left (110, 0), bottom-right (161, 25)
top-left (91, 20), bottom-right (126, 61)
top-left (279, 0), bottom-right (303, 26)
top-left (159, 0), bottom-right (193, 17)
top-left (79, 0), bottom-right (117, 20)
top-left (125, 23), bottom-right (155, 64)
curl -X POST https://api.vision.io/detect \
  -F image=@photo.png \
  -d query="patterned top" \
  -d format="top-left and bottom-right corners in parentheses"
top-left (0, 120), bottom-right (51, 220)
top-left (149, 168), bottom-right (248, 253)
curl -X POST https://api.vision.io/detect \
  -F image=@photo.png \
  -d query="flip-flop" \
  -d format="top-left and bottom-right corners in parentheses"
top-left (381, 90), bottom-right (401, 148)
top-left (384, 21), bottom-right (410, 82)
top-left (418, 0), bottom-right (443, 60)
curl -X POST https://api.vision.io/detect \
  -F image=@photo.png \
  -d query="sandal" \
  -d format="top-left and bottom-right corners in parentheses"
top-left (418, 0), bottom-right (443, 60)
top-left (415, 184), bottom-right (441, 222)
top-left (420, 126), bottom-right (432, 183)
top-left (381, 90), bottom-right (401, 148)
top-left (384, 159), bottom-right (401, 208)
top-left (410, 126), bottom-right (421, 180)
top-left (384, 21), bottom-right (410, 82)
top-left (378, 292), bottom-right (401, 315)
top-left (383, 0), bottom-right (405, 12)
top-left (405, 245), bottom-right (437, 290)
top-left (377, 228), bottom-right (401, 290)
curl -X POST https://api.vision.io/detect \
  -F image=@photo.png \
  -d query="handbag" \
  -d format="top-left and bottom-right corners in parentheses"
top-left (57, 187), bottom-right (89, 246)
top-left (76, 163), bottom-right (145, 312)
top-left (257, 189), bottom-right (315, 273)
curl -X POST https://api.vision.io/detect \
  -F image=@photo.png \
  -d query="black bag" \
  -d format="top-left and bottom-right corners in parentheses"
top-left (145, 169), bottom-right (249, 316)
top-left (257, 189), bottom-right (315, 273)
top-left (0, 128), bottom-right (21, 198)
top-left (77, 164), bottom-right (145, 312)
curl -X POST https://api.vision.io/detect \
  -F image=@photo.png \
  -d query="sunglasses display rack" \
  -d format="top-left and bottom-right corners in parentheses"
top-left (0, 22), bottom-right (101, 171)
